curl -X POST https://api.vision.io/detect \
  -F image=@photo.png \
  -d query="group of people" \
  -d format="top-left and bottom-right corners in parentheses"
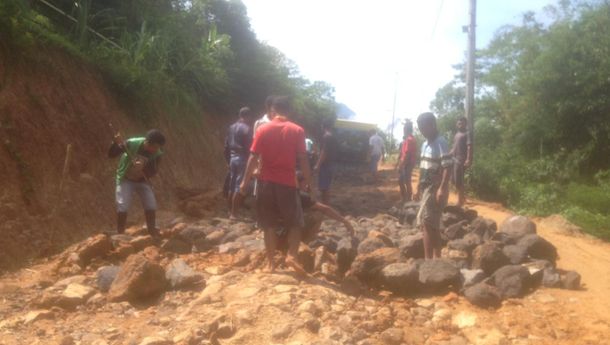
top-left (106, 99), bottom-right (472, 270)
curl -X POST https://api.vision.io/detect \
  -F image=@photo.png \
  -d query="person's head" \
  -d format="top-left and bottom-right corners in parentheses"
top-left (456, 116), bottom-right (467, 132)
top-left (403, 120), bottom-right (413, 136)
top-left (417, 112), bottom-right (438, 139)
top-left (144, 129), bottom-right (165, 153)
top-left (270, 96), bottom-right (292, 119)
top-left (239, 106), bottom-right (255, 125)
top-left (322, 118), bottom-right (335, 132)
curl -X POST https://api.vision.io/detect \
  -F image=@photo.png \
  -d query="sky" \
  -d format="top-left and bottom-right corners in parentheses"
top-left (241, 0), bottom-right (553, 137)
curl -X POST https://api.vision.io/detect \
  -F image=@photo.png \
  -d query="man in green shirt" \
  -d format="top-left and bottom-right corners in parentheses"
top-left (108, 129), bottom-right (165, 237)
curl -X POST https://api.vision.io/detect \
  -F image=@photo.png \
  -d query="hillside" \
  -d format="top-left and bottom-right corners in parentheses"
top-left (0, 43), bottom-right (226, 271)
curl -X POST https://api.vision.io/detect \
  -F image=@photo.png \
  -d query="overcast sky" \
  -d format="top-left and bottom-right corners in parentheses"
top-left (241, 0), bottom-right (552, 135)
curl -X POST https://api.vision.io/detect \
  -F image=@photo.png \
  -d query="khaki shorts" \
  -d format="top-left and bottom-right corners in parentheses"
top-left (416, 184), bottom-right (443, 231)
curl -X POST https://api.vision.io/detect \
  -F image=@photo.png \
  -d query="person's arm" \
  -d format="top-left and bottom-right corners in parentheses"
top-left (144, 156), bottom-right (161, 179)
top-left (239, 153), bottom-right (259, 194)
top-left (108, 134), bottom-right (125, 158)
top-left (437, 140), bottom-right (453, 204)
top-left (311, 202), bottom-right (355, 236)
top-left (298, 152), bottom-right (314, 200)
top-left (465, 141), bottom-right (473, 168)
top-left (315, 147), bottom-right (327, 171)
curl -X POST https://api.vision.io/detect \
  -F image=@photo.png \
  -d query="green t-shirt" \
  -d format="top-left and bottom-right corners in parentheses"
top-left (116, 137), bottom-right (163, 184)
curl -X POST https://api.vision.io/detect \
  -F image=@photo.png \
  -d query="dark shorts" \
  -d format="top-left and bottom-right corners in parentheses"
top-left (453, 161), bottom-right (465, 189)
top-left (257, 181), bottom-right (304, 232)
top-left (370, 154), bottom-right (381, 173)
top-left (318, 163), bottom-right (334, 191)
top-left (229, 155), bottom-right (247, 193)
top-left (399, 164), bottom-right (414, 185)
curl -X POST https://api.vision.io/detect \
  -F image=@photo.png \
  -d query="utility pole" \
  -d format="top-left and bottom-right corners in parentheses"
top-left (465, 0), bottom-right (476, 154)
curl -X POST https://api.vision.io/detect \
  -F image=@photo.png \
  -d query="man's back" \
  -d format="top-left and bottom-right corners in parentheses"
top-left (227, 121), bottom-right (252, 158)
top-left (251, 118), bottom-right (305, 187)
top-left (369, 134), bottom-right (384, 156)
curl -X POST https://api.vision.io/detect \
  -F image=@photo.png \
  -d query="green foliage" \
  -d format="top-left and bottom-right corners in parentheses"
top-left (2, 0), bottom-right (337, 124)
top-left (431, 0), bottom-right (610, 239)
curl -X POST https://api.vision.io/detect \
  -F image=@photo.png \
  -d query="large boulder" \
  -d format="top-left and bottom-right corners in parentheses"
top-left (561, 271), bottom-right (581, 290)
top-left (471, 242), bottom-right (509, 275)
top-left (502, 245), bottom-right (529, 265)
top-left (499, 216), bottom-right (536, 242)
top-left (398, 233), bottom-right (424, 259)
top-left (517, 234), bottom-right (558, 263)
top-left (418, 259), bottom-right (461, 292)
top-left (177, 226), bottom-right (207, 244)
top-left (337, 237), bottom-right (359, 275)
top-left (165, 259), bottom-right (204, 290)
top-left (464, 283), bottom-right (502, 308)
top-left (108, 254), bottom-right (167, 303)
top-left (443, 221), bottom-right (468, 241)
top-left (541, 267), bottom-right (562, 288)
top-left (160, 238), bottom-right (192, 254)
top-left (357, 237), bottom-right (389, 255)
top-left (491, 265), bottom-right (531, 298)
top-left (468, 217), bottom-right (497, 241)
top-left (350, 247), bottom-right (401, 286)
top-left (380, 262), bottom-right (420, 295)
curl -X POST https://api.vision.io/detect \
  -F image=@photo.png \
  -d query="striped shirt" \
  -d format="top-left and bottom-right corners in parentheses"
top-left (419, 135), bottom-right (452, 188)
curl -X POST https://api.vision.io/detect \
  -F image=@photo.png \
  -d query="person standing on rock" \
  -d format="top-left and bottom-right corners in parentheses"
top-left (240, 96), bottom-right (314, 275)
top-left (396, 120), bottom-right (417, 202)
top-left (108, 129), bottom-right (165, 238)
top-left (368, 129), bottom-right (385, 182)
top-left (314, 118), bottom-right (339, 204)
top-left (224, 107), bottom-right (256, 219)
top-left (450, 116), bottom-right (472, 207)
top-left (414, 113), bottom-right (452, 259)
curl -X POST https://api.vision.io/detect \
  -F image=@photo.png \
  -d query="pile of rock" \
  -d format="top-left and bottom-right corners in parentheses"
top-left (326, 203), bottom-right (583, 308)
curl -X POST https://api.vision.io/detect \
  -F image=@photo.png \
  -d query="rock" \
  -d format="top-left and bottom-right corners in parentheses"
top-left (272, 324), bottom-right (293, 340)
top-left (305, 318), bottom-right (321, 333)
top-left (216, 321), bottom-right (235, 338)
top-left (471, 242), bottom-right (509, 275)
top-left (177, 226), bottom-right (207, 244)
top-left (464, 209), bottom-right (478, 222)
top-left (502, 245), bottom-right (528, 265)
top-left (468, 217), bottom-right (497, 241)
top-left (561, 271), bottom-right (581, 290)
top-left (138, 336), bottom-right (173, 345)
top-left (357, 237), bottom-right (389, 255)
top-left (205, 230), bottom-right (226, 245)
top-left (447, 234), bottom-right (480, 253)
top-left (418, 259), bottom-right (461, 292)
top-left (77, 234), bottom-right (113, 266)
top-left (541, 267), bottom-right (562, 288)
top-left (350, 248), bottom-right (401, 285)
top-left (452, 311), bottom-right (477, 329)
top-left (165, 259), bottom-right (204, 289)
top-left (517, 234), bottom-right (558, 262)
top-left (499, 215), bottom-right (536, 242)
top-left (398, 233), bottom-right (424, 259)
top-left (336, 238), bottom-right (358, 275)
top-left (380, 328), bottom-right (404, 345)
top-left (298, 244), bottom-right (315, 272)
top-left (460, 268), bottom-right (486, 288)
top-left (108, 254), bottom-right (167, 303)
top-left (491, 265), bottom-right (531, 298)
top-left (340, 275), bottom-right (366, 296)
top-left (441, 248), bottom-right (469, 267)
top-left (59, 336), bottom-right (76, 345)
top-left (130, 236), bottom-right (155, 251)
top-left (462, 328), bottom-right (507, 345)
top-left (367, 230), bottom-right (394, 246)
top-left (442, 212), bottom-right (462, 228)
top-left (464, 283), bottom-right (502, 308)
top-left (443, 220), bottom-right (468, 240)
top-left (161, 238), bottom-right (192, 254)
top-left (61, 283), bottom-right (96, 306)
top-left (23, 310), bottom-right (55, 324)
top-left (380, 262), bottom-right (419, 294)
top-left (96, 266), bottom-right (120, 293)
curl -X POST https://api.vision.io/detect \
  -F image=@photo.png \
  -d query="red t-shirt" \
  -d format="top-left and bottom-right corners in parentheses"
top-left (251, 117), bottom-right (306, 187)
top-left (400, 135), bottom-right (417, 167)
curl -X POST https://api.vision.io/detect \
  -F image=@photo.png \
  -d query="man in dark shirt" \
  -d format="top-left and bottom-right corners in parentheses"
top-left (451, 116), bottom-right (473, 207)
top-left (108, 129), bottom-right (165, 237)
top-left (314, 118), bottom-right (338, 204)
top-left (224, 107), bottom-right (255, 219)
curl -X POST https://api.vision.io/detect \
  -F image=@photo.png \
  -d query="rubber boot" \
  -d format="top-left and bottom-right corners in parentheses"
top-left (117, 212), bottom-right (127, 234)
top-left (145, 210), bottom-right (160, 237)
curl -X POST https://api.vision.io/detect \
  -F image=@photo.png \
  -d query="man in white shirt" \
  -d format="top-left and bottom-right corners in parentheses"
top-left (368, 130), bottom-right (385, 181)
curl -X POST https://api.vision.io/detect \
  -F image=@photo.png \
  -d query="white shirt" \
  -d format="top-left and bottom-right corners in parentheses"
top-left (369, 134), bottom-right (384, 156)
top-left (253, 114), bottom-right (270, 134)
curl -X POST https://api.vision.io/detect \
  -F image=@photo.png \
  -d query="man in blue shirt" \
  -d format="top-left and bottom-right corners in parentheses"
top-left (224, 107), bottom-right (255, 219)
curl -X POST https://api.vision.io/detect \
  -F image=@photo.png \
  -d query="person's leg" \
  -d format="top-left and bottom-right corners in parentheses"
top-left (416, 185), bottom-right (437, 260)
top-left (455, 163), bottom-right (465, 207)
top-left (405, 166), bottom-right (413, 201)
top-left (228, 158), bottom-right (238, 215)
top-left (285, 225), bottom-right (307, 276)
top-left (277, 184), bottom-right (307, 275)
top-left (115, 181), bottom-right (134, 234)
top-left (318, 164), bottom-right (332, 204)
top-left (422, 225), bottom-right (434, 260)
top-left (137, 182), bottom-right (159, 236)
top-left (257, 182), bottom-right (280, 270)
top-left (263, 227), bottom-right (279, 272)
top-left (230, 157), bottom-right (246, 218)
top-left (398, 167), bottom-right (407, 201)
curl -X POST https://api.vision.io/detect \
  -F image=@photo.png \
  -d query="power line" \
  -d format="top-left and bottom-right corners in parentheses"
top-left (430, 0), bottom-right (446, 40)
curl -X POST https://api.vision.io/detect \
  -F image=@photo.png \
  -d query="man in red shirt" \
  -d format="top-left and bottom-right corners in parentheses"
top-left (396, 120), bottom-right (417, 202)
top-left (240, 96), bottom-right (314, 274)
